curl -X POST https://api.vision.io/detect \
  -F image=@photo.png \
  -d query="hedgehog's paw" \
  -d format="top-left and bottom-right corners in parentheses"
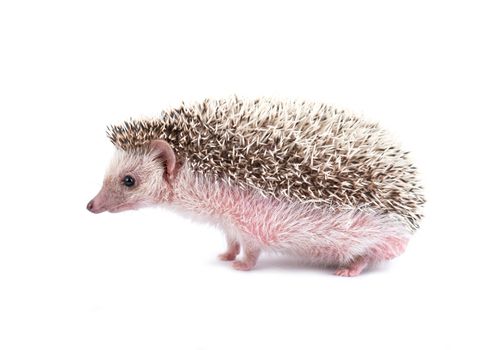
top-left (232, 259), bottom-right (256, 271)
top-left (335, 258), bottom-right (368, 277)
top-left (231, 245), bottom-right (260, 271)
top-left (218, 241), bottom-right (240, 261)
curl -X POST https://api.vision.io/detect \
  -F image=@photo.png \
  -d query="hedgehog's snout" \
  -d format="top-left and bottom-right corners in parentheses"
top-left (87, 197), bottom-right (104, 214)
top-left (87, 192), bottom-right (107, 214)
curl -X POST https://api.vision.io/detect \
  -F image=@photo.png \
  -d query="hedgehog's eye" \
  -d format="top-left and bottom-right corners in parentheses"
top-left (123, 175), bottom-right (135, 187)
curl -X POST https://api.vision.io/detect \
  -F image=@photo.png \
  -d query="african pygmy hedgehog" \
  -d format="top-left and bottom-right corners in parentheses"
top-left (87, 96), bottom-right (425, 276)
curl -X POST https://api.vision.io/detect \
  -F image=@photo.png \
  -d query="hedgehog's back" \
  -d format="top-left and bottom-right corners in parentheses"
top-left (108, 97), bottom-right (424, 231)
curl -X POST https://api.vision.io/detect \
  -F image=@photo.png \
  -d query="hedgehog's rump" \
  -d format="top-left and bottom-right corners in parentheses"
top-left (107, 97), bottom-right (425, 231)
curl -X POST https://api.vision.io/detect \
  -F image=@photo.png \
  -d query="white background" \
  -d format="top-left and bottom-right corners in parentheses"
top-left (1, 1), bottom-right (485, 349)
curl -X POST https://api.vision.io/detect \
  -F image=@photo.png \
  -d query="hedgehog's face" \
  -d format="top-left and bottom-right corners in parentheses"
top-left (87, 140), bottom-right (176, 214)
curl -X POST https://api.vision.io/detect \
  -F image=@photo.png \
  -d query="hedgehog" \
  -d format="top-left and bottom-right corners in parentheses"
top-left (87, 96), bottom-right (425, 276)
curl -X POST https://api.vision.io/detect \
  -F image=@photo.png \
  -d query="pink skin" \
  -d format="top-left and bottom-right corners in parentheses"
top-left (88, 140), bottom-right (411, 276)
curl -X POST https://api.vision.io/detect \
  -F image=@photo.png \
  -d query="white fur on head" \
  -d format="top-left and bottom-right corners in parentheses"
top-left (88, 147), bottom-right (171, 213)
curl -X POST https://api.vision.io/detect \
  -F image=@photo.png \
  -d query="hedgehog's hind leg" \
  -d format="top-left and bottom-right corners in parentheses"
top-left (334, 257), bottom-right (369, 277)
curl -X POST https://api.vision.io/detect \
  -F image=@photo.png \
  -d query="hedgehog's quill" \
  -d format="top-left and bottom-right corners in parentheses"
top-left (87, 97), bottom-right (425, 276)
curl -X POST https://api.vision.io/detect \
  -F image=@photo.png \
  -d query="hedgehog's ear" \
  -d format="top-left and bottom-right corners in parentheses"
top-left (149, 140), bottom-right (176, 177)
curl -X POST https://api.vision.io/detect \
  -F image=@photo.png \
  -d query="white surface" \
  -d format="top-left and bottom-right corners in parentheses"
top-left (0, 1), bottom-right (484, 349)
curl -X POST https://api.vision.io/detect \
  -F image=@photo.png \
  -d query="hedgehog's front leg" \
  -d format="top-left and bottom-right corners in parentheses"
top-left (218, 235), bottom-right (240, 261)
top-left (231, 241), bottom-right (261, 271)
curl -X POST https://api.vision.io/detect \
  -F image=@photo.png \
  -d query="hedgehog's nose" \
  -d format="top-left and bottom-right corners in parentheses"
top-left (87, 200), bottom-right (95, 212)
